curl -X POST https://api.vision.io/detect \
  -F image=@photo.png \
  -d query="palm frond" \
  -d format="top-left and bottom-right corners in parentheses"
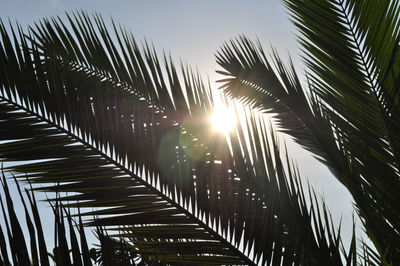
top-left (285, 0), bottom-right (400, 262)
top-left (216, 37), bottom-right (331, 166)
top-left (217, 0), bottom-right (400, 263)
top-left (0, 12), bottom-right (356, 265)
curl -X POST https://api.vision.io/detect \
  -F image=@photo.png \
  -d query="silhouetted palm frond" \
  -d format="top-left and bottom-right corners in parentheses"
top-left (217, 0), bottom-right (400, 263)
top-left (0, 12), bottom-right (358, 265)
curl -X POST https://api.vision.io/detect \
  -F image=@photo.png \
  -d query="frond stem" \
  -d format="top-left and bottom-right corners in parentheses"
top-left (0, 93), bottom-right (255, 265)
top-left (337, 0), bottom-right (400, 167)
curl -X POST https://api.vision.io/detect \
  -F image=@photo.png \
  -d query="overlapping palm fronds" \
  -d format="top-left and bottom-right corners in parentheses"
top-left (217, 0), bottom-right (400, 263)
top-left (0, 12), bottom-right (359, 265)
top-left (0, 170), bottom-right (151, 265)
top-left (0, 170), bottom-right (88, 265)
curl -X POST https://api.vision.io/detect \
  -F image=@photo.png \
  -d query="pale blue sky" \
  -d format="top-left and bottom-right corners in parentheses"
top-left (0, 0), bottom-right (359, 257)
top-left (1, 0), bottom-right (299, 79)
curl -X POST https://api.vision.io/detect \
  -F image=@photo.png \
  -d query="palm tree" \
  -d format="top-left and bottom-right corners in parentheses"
top-left (217, 0), bottom-right (400, 263)
top-left (0, 1), bottom-right (393, 264)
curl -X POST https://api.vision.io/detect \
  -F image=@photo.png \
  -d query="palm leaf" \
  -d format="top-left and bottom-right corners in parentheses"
top-left (217, 0), bottom-right (400, 263)
top-left (0, 13), bottom-right (356, 265)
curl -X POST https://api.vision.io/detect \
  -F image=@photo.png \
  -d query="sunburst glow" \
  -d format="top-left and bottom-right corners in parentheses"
top-left (210, 107), bottom-right (237, 135)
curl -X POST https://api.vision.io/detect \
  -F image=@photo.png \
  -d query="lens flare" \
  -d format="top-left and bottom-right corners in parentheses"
top-left (210, 107), bottom-right (236, 135)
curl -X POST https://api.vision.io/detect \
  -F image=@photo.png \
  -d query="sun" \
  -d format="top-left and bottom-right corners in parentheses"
top-left (210, 106), bottom-right (237, 135)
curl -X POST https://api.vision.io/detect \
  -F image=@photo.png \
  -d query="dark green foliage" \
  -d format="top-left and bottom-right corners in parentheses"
top-left (217, 0), bottom-right (400, 263)
top-left (0, 172), bottom-right (66, 265)
top-left (0, 5), bottom-right (385, 265)
top-left (0, 172), bottom-right (158, 265)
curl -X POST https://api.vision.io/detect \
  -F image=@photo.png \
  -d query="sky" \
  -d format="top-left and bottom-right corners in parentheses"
top-left (0, 0), bottom-right (360, 258)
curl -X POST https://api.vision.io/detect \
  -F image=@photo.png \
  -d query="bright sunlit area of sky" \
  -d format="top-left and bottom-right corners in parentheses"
top-left (0, 0), bottom-right (361, 258)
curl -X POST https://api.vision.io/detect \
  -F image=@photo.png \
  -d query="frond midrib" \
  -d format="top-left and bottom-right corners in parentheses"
top-left (334, 0), bottom-right (400, 168)
top-left (0, 92), bottom-right (255, 265)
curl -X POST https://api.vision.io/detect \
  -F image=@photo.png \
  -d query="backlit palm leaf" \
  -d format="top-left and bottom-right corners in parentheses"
top-left (0, 12), bottom-right (355, 265)
top-left (217, 0), bottom-right (400, 263)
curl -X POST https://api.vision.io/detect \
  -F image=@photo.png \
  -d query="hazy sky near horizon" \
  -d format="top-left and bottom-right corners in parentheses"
top-left (0, 0), bottom-right (360, 253)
